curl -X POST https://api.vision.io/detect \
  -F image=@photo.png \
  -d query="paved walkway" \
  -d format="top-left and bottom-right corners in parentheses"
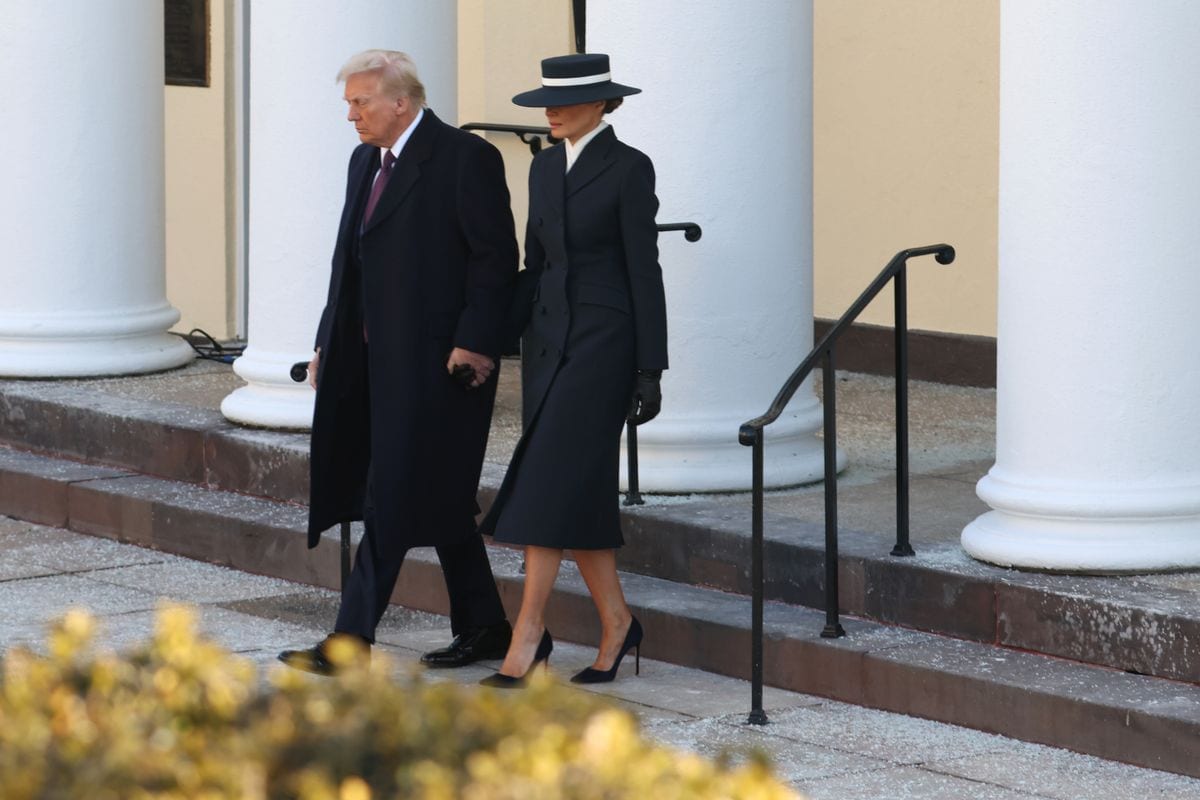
top-left (2, 515), bottom-right (1197, 800)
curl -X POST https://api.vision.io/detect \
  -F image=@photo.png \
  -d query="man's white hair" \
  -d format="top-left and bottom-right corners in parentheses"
top-left (337, 49), bottom-right (426, 106)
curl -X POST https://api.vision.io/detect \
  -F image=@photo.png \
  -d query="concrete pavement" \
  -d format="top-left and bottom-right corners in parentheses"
top-left (2, 514), bottom-right (1198, 800)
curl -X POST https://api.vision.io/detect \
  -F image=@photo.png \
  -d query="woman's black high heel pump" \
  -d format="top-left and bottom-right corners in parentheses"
top-left (570, 617), bottom-right (643, 684)
top-left (480, 630), bottom-right (553, 689)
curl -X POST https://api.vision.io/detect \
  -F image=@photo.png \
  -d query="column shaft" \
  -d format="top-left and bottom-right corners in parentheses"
top-left (963, 1), bottom-right (1200, 571)
top-left (0, 3), bottom-right (190, 376)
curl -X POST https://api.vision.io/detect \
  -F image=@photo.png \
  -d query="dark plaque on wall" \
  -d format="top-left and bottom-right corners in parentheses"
top-left (165, 0), bottom-right (209, 87)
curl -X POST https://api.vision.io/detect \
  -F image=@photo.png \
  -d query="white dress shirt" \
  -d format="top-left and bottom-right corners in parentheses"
top-left (377, 106), bottom-right (425, 172)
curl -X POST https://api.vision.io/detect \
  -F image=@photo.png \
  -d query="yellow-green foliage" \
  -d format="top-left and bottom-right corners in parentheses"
top-left (0, 606), bottom-right (801, 800)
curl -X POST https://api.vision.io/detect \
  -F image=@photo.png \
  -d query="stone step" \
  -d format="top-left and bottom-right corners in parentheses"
top-left (1, 443), bottom-right (1198, 779)
top-left (2, 378), bottom-right (1197, 687)
top-left (0, 378), bottom-right (310, 503)
top-left (619, 499), bottom-right (1200, 686)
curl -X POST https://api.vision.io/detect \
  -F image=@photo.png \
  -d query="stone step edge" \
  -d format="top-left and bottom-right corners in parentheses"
top-left (0, 446), bottom-right (1198, 779)
top-left (0, 382), bottom-right (310, 503)
top-left (6, 381), bottom-right (1197, 679)
top-left (617, 501), bottom-right (1200, 686)
top-left (2, 419), bottom-right (1198, 691)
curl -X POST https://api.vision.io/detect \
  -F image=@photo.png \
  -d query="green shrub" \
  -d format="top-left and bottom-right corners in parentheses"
top-left (0, 606), bottom-right (801, 799)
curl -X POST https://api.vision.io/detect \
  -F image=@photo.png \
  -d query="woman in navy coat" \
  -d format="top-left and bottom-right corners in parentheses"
top-left (480, 54), bottom-right (668, 687)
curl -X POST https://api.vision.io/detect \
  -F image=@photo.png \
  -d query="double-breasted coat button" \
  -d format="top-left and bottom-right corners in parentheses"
top-left (540, 347), bottom-right (547, 356)
top-left (540, 305), bottom-right (547, 315)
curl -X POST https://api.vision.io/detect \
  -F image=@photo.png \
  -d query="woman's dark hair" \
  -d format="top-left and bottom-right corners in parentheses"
top-left (603, 97), bottom-right (624, 114)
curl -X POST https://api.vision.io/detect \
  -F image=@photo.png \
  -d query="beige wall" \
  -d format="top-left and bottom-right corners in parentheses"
top-left (457, 0), bottom-right (574, 261)
top-left (165, 0), bottom-right (233, 339)
top-left (814, 0), bottom-right (999, 337)
top-left (455, 0), bottom-right (1001, 337)
top-left (164, 1), bottom-right (1000, 342)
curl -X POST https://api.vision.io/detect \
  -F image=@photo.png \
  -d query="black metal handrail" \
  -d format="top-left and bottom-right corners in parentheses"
top-left (460, 122), bottom-right (557, 156)
top-left (573, 0), bottom-right (587, 53)
top-left (737, 243), bottom-right (956, 725)
top-left (622, 222), bottom-right (702, 506)
top-left (655, 222), bottom-right (703, 243)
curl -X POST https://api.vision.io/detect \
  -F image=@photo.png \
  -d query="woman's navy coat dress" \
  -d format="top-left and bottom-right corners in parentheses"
top-left (482, 126), bottom-right (668, 549)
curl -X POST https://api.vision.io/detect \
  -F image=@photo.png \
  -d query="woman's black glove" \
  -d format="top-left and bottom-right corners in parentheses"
top-left (627, 369), bottom-right (662, 425)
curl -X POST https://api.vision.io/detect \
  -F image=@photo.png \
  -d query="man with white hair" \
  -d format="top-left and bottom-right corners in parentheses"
top-left (279, 50), bottom-right (518, 675)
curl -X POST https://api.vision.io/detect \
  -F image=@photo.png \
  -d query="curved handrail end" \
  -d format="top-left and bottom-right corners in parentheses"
top-left (738, 421), bottom-right (764, 446)
top-left (657, 221), bottom-right (703, 243)
top-left (899, 243), bottom-right (955, 266)
top-left (740, 242), bottom-right (956, 438)
top-left (459, 122), bottom-right (555, 156)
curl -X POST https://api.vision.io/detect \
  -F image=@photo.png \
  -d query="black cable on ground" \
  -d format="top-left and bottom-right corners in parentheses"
top-left (171, 329), bottom-right (246, 364)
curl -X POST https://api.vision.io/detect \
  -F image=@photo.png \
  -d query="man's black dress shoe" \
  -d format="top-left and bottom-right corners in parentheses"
top-left (420, 621), bottom-right (512, 668)
top-left (278, 633), bottom-right (369, 676)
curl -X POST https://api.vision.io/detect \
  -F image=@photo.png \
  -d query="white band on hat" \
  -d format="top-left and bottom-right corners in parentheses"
top-left (542, 71), bottom-right (611, 87)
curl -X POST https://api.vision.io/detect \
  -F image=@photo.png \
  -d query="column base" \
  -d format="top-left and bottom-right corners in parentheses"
top-left (963, 511), bottom-right (1200, 573)
top-left (964, 467), bottom-right (1200, 572)
top-left (220, 346), bottom-right (314, 429)
top-left (0, 303), bottom-right (193, 377)
top-left (619, 406), bottom-right (840, 493)
top-left (0, 334), bottom-right (193, 378)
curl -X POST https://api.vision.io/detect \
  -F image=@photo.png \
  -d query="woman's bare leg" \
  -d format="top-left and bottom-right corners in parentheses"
top-left (573, 548), bottom-right (634, 670)
top-left (497, 545), bottom-right (563, 677)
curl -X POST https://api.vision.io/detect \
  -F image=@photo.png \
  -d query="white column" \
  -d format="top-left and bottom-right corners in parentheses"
top-left (590, 1), bottom-right (831, 491)
top-left (221, 1), bottom-right (457, 428)
top-left (0, 3), bottom-right (191, 377)
top-left (962, 1), bottom-right (1200, 571)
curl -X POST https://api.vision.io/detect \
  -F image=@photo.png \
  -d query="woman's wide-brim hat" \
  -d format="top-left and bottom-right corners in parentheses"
top-left (512, 53), bottom-right (641, 107)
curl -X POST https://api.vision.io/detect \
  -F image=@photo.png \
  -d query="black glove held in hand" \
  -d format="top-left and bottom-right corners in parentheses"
top-left (627, 369), bottom-right (662, 425)
top-left (451, 363), bottom-right (477, 388)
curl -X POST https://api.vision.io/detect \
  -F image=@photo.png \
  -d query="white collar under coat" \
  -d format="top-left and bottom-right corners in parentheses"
top-left (379, 106), bottom-right (426, 167)
top-left (564, 119), bottom-right (609, 173)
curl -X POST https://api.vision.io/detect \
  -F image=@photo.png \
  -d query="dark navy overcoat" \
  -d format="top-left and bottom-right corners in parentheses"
top-left (481, 126), bottom-right (667, 549)
top-left (307, 110), bottom-right (518, 548)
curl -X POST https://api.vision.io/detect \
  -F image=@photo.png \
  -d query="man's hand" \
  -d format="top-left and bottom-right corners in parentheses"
top-left (307, 349), bottom-right (321, 390)
top-left (627, 370), bottom-right (662, 425)
top-left (446, 347), bottom-right (495, 389)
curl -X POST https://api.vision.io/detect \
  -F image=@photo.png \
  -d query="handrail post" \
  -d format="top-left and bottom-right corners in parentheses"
top-left (340, 521), bottom-right (352, 588)
top-left (623, 421), bottom-right (644, 505)
top-left (891, 266), bottom-right (915, 557)
top-left (738, 244), bottom-right (955, 722)
top-left (821, 352), bottom-right (846, 639)
top-left (748, 426), bottom-right (768, 725)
